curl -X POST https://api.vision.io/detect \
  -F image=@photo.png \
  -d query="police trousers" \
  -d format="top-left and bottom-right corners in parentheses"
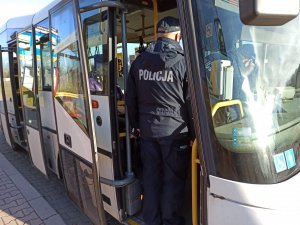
top-left (140, 134), bottom-right (190, 225)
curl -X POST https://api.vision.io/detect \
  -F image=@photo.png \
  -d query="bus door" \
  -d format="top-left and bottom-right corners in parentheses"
top-left (34, 21), bottom-right (61, 178)
top-left (17, 28), bottom-right (48, 176)
top-left (49, 1), bottom-right (107, 224)
top-left (0, 42), bottom-right (27, 149)
top-left (0, 47), bottom-right (13, 147)
top-left (79, 1), bottom-right (141, 221)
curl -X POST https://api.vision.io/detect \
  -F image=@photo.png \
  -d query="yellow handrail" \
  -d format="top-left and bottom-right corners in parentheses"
top-left (192, 139), bottom-right (199, 225)
top-left (152, 0), bottom-right (158, 41)
top-left (211, 99), bottom-right (244, 118)
top-left (55, 92), bottom-right (79, 98)
top-left (119, 132), bottom-right (126, 138)
top-left (117, 100), bottom-right (125, 106)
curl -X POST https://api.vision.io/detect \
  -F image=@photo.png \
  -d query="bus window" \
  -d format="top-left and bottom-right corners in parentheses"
top-left (82, 9), bottom-right (109, 95)
top-left (194, 0), bottom-right (300, 184)
top-left (51, 3), bottom-right (89, 134)
top-left (35, 21), bottom-right (52, 91)
top-left (18, 29), bottom-right (38, 129)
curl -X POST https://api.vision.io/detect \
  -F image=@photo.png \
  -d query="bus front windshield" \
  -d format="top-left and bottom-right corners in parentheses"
top-left (193, 0), bottom-right (300, 184)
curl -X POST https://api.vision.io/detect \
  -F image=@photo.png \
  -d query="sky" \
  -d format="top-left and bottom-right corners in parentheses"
top-left (0, 0), bottom-right (55, 26)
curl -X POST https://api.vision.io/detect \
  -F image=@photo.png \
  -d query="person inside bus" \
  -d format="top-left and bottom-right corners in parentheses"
top-left (233, 44), bottom-right (257, 101)
top-left (230, 44), bottom-right (257, 119)
top-left (126, 16), bottom-right (193, 225)
top-left (89, 71), bottom-right (102, 92)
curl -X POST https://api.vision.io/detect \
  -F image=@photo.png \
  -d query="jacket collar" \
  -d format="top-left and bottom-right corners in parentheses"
top-left (156, 37), bottom-right (184, 55)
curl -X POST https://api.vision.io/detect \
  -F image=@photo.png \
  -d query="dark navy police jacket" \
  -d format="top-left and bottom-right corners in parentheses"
top-left (126, 37), bottom-right (192, 139)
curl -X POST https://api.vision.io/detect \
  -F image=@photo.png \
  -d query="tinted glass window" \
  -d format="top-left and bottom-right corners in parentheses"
top-left (51, 2), bottom-right (89, 133)
top-left (35, 19), bottom-right (52, 91)
top-left (18, 29), bottom-right (38, 128)
top-left (2, 51), bottom-right (14, 115)
top-left (193, 0), bottom-right (300, 184)
top-left (82, 9), bottom-right (109, 95)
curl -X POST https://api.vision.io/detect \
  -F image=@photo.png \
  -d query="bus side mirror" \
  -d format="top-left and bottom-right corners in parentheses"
top-left (239, 0), bottom-right (299, 26)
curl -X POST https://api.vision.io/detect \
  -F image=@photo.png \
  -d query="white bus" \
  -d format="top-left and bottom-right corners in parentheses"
top-left (0, 0), bottom-right (300, 225)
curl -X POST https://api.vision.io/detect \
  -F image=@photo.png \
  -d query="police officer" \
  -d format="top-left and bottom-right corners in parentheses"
top-left (126, 16), bottom-right (193, 225)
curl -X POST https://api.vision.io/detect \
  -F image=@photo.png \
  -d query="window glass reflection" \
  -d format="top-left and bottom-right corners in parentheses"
top-left (82, 9), bottom-right (109, 95)
top-left (18, 29), bottom-right (38, 128)
top-left (52, 2), bottom-right (89, 133)
top-left (194, 1), bottom-right (300, 183)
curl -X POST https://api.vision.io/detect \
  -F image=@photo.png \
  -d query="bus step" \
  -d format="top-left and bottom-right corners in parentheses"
top-left (125, 179), bottom-right (142, 216)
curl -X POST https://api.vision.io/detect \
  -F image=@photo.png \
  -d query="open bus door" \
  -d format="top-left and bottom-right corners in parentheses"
top-left (80, 0), bottom-right (144, 221)
top-left (0, 47), bottom-right (13, 147)
top-left (49, 0), bottom-right (108, 224)
top-left (16, 28), bottom-right (48, 176)
top-left (33, 21), bottom-right (61, 179)
top-left (49, 0), bottom-right (139, 223)
top-left (0, 42), bottom-right (28, 150)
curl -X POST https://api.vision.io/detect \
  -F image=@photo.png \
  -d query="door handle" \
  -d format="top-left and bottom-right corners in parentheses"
top-left (96, 116), bottom-right (102, 126)
top-left (64, 133), bottom-right (72, 148)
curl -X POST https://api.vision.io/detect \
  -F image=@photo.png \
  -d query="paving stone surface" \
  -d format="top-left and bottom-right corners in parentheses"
top-left (0, 167), bottom-right (51, 225)
top-left (0, 133), bottom-right (122, 225)
top-left (0, 134), bottom-right (91, 225)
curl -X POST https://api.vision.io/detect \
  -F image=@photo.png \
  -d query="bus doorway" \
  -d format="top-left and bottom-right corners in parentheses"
top-left (79, 0), bottom-right (192, 224)
top-left (1, 41), bottom-right (28, 150)
top-left (116, 2), bottom-right (193, 225)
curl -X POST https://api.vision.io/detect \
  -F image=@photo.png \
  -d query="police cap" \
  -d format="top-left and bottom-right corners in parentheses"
top-left (157, 16), bottom-right (180, 33)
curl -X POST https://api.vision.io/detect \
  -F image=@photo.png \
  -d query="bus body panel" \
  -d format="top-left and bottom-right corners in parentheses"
top-left (39, 91), bottom-right (57, 131)
top-left (32, 0), bottom-right (62, 26)
top-left (98, 153), bottom-right (119, 219)
top-left (208, 192), bottom-right (299, 225)
top-left (54, 99), bottom-right (93, 163)
top-left (42, 128), bottom-right (59, 175)
top-left (26, 126), bottom-right (47, 175)
top-left (210, 175), bottom-right (300, 210)
top-left (91, 95), bottom-right (112, 152)
top-left (39, 92), bottom-right (60, 176)
top-left (91, 95), bottom-right (119, 219)
top-left (209, 175), bottom-right (300, 225)
top-left (0, 15), bottom-right (33, 34)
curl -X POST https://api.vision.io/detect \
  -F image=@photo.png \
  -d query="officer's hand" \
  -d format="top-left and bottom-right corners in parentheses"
top-left (130, 128), bottom-right (140, 139)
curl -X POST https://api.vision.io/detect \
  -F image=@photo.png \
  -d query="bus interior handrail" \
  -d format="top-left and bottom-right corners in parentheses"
top-left (99, 173), bottom-right (135, 188)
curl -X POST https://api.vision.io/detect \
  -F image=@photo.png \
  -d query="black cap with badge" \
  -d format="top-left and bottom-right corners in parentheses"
top-left (157, 16), bottom-right (180, 33)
